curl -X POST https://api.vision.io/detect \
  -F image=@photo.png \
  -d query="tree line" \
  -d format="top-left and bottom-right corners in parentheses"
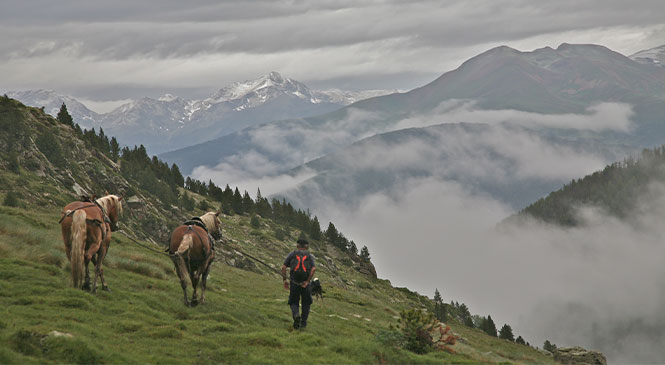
top-left (432, 288), bottom-right (535, 348)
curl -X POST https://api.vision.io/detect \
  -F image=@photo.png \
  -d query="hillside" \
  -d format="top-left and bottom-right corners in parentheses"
top-left (518, 146), bottom-right (665, 226)
top-left (0, 97), bottom-right (559, 363)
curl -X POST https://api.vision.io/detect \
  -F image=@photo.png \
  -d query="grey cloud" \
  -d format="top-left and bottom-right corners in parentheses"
top-left (3, 0), bottom-right (665, 97)
top-left (3, 1), bottom-right (665, 60)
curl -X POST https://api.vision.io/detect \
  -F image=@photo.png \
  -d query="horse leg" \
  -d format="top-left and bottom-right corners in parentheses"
top-left (97, 242), bottom-right (110, 292)
top-left (82, 257), bottom-right (91, 291)
top-left (91, 252), bottom-right (102, 294)
top-left (172, 255), bottom-right (190, 307)
top-left (200, 255), bottom-right (214, 304)
top-left (190, 269), bottom-right (200, 307)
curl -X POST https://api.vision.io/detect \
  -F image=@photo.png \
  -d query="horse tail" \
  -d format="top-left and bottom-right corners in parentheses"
top-left (176, 233), bottom-right (194, 256)
top-left (70, 210), bottom-right (87, 288)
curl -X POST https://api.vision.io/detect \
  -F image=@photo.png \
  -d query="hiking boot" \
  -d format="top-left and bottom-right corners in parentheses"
top-left (293, 315), bottom-right (301, 330)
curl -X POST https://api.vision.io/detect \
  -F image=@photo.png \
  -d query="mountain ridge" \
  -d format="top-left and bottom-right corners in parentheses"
top-left (6, 72), bottom-right (397, 154)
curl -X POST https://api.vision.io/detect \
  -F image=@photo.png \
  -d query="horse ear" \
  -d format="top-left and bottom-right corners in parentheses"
top-left (215, 211), bottom-right (221, 216)
top-left (118, 195), bottom-right (124, 201)
top-left (104, 190), bottom-right (109, 196)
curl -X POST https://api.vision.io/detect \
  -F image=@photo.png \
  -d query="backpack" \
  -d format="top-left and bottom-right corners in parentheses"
top-left (290, 250), bottom-right (312, 283)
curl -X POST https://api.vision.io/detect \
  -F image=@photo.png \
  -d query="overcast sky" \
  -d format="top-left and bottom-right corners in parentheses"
top-left (2, 0), bottom-right (665, 111)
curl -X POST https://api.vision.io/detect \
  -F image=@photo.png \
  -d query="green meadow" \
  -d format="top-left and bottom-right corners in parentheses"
top-left (0, 204), bottom-right (554, 364)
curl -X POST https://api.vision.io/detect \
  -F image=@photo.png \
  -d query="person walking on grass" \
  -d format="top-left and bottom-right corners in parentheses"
top-left (282, 239), bottom-right (316, 330)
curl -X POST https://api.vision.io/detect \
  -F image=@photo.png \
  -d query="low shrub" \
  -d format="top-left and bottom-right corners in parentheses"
top-left (394, 308), bottom-right (458, 354)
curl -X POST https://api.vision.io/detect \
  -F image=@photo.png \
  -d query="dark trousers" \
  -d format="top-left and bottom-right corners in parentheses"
top-left (289, 282), bottom-right (313, 323)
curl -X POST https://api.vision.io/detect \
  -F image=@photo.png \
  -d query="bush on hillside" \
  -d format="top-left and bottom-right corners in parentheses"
top-left (7, 151), bottom-right (20, 174)
top-left (35, 132), bottom-right (66, 168)
top-left (3, 191), bottom-right (20, 207)
top-left (394, 308), bottom-right (457, 354)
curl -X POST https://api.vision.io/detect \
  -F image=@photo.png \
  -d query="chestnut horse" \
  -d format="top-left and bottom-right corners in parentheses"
top-left (169, 211), bottom-right (221, 307)
top-left (60, 195), bottom-right (123, 292)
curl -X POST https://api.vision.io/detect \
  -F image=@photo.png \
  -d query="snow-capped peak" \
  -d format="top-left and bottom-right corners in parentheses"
top-left (204, 71), bottom-right (318, 109)
top-left (158, 94), bottom-right (178, 102)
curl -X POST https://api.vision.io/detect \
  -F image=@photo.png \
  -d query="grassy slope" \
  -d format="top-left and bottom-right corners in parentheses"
top-left (0, 205), bottom-right (554, 364)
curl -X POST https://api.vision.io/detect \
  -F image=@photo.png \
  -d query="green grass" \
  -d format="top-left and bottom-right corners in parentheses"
top-left (0, 206), bottom-right (555, 364)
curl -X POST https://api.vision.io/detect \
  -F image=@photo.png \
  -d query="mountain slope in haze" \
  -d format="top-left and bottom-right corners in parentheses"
top-left (161, 43), bottom-right (665, 176)
top-left (630, 44), bottom-right (665, 68)
top-left (517, 145), bottom-right (665, 226)
top-left (0, 97), bottom-right (560, 364)
top-left (6, 89), bottom-right (101, 129)
top-left (278, 123), bottom-right (636, 211)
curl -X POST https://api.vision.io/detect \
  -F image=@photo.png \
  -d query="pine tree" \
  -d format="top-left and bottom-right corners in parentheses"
top-left (110, 137), bottom-right (120, 161)
top-left (433, 289), bottom-right (446, 322)
top-left (482, 315), bottom-right (497, 337)
top-left (310, 216), bottom-right (322, 240)
top-left (516, 336), bottom-right (526, 345)
top-left (171, 163), bottom-right (184, 187)
top-left (498, 324), bottom-right (514, 341)
top-left (348, 240), bottom-right (358, 255)
top-left (242, 190), bottom-right (254, 213)
top-left (325, 222), bottom-right (339, 245)
top-left (56, 103), bottom-right (74, 127)
top-left (543, 340), bottom-right (556, 352)
top-left (232, 187), bottom-right (243, 214)
top-left (360, 246), bottom-right (371, 262)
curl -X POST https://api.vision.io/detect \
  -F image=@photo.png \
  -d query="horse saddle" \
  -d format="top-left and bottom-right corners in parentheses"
top-left (183, 217), bottom-right (208, 232)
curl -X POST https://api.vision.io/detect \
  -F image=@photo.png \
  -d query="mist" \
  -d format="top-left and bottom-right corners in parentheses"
top-left (191, 100), bottom-right (663, 361)
top-left (321, 177), bottom-right (665, 363)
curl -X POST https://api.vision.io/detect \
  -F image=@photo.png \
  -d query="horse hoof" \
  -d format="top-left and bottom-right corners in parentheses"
top-left (82, 283), bottom-right (91, 291)
top-left (190, 299), bottom-right (199, 307)
top-left (102, 286), bottom-right (111, 292)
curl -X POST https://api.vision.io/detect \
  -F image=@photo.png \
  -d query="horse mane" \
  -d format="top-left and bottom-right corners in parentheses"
top-left (96, 195), bottom-right (123, 216)
top-left (198, 212), bottom-right (217, 230)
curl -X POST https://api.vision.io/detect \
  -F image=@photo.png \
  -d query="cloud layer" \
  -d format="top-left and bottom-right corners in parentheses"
top-left (319, 176), bottom-right (665, 363)
top-left (2, 1), bottom-right (665, 98)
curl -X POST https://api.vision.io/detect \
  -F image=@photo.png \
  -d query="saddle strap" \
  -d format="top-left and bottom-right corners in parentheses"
top-left (58, 204), bottom-right (96, 223)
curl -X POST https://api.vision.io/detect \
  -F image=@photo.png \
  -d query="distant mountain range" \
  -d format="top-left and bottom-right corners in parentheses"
top-left (6, 72), bottom-right (397, 154)
top-left (630, 45), bottom-right (665, 68)
top-left (160, 43), bottom-right (665, 210)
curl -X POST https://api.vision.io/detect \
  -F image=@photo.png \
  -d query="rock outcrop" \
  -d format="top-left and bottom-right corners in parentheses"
top-left (554, 346), bottom-right (607, 365)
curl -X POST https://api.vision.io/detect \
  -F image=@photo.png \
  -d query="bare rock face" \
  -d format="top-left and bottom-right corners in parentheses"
top-left (554, 346), bottom-right (607, 365)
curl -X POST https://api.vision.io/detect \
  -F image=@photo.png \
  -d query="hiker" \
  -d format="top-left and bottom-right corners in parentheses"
top-left (282, 239), bottom-right (316, 330)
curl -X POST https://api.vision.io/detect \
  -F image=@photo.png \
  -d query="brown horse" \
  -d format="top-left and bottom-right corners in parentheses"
top-left (169, 211), bottom-right (222, 307)
top-left (60, 195), bottom-right (123, 292)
